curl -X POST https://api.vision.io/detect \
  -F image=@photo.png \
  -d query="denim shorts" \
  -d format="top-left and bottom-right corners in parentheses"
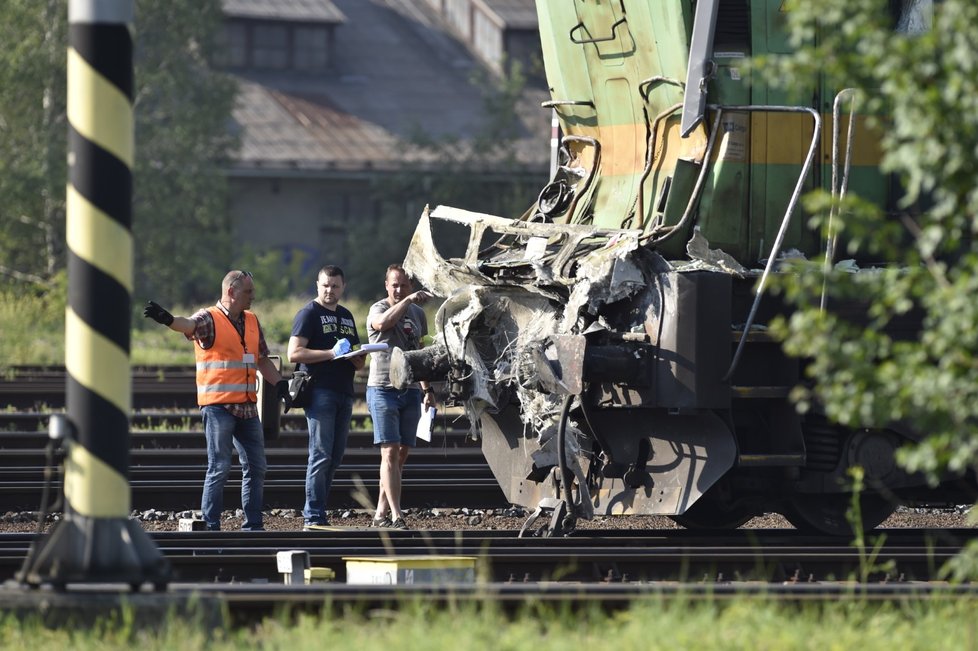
top-left (367, 386), bottom-right (422, 447)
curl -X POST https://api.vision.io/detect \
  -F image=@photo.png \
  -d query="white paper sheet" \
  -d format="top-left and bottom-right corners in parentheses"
top-left (416, 406), bottom-right (436, 443)
top-left (334, 342), bottom-right (388, 360)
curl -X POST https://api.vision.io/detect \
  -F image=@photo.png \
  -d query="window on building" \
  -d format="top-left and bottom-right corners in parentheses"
top-left (217, 21), bottom-right (248, 68)
top-left (216, 19), bottom-right (336, 72)
top-left (253, 23), bottom-right (289, 69)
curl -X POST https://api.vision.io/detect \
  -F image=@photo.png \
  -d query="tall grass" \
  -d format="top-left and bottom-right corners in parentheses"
top-left (1, 290), bottom-right (441, 369)
top-left (0, 286), bottom-right (66, 366)
top-left (0, 597), bottom-right (975, 650)
top-left (129, 296), bottom-right (319, 365)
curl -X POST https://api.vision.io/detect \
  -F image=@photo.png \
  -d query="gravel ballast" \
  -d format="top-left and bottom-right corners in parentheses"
top-left (2, 505), bottom-right (972, 534)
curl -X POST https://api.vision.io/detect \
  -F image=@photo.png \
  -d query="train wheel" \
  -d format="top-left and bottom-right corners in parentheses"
top-left (669, 497), bottom-right (755, 530)
top-left (784, 493), bottom-right (895, 536)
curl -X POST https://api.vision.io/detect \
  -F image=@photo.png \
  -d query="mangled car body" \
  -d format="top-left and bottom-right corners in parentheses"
top-left (391, 0), bottom-right (968, 535)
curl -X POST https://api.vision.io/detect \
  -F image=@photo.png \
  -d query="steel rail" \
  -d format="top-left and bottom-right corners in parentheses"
top-left (0, 528), bottom-right (973, 585)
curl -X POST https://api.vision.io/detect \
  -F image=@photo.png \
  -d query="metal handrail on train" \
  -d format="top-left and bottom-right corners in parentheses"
top-left (821, 88), bottom-right (859, 311)
top-left (634, 77), bottom-right (685, 231)
top-left (628, 101), bottom-right (823, 380)
top-left (720, 104), bottom-right (822, 382)
top-left (634, 101), bottom-right (683, 231)
top-left (569, 1), bottom-right (628, 46)
top-left (541, 99), bottom-right (595, 109)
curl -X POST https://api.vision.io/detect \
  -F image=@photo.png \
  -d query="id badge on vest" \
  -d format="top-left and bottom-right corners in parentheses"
top-left (242, 353), bottom-right (255, 364)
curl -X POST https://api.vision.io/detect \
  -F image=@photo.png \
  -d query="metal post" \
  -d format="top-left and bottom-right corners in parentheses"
top-left (18, 0), bottom-right (169, 589)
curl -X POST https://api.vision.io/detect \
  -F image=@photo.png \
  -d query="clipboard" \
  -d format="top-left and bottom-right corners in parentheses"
top-left (334, 342), bottom-right (388, 360)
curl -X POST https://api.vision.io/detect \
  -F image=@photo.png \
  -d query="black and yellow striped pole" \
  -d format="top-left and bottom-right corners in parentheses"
top-left (20, 0), bottom-right (168, 589)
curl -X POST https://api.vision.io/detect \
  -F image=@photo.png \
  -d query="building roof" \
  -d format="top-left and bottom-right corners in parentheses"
top-left (228, 0), bottom-right (549, 177)
top-left (222, 0), bottom-right (345, 24)
top-left (474, 0), bottom-right (538, 30)
top-left (234, 80), bottom-right (404, 173)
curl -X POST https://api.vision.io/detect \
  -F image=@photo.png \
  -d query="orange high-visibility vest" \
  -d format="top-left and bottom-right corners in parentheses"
top-left (194, 306), bottom-right (260, 405)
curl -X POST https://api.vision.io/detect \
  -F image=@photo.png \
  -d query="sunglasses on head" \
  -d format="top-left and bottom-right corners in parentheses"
top-left (230, 270), bottom-right (252, 287)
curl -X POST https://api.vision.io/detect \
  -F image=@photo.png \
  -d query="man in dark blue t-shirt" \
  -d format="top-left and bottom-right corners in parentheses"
top-left (287, 265), bottom-right (364, 529)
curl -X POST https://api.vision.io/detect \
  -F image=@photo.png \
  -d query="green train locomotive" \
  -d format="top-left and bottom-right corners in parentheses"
top-left (393, 0), bottom-right (967, 535)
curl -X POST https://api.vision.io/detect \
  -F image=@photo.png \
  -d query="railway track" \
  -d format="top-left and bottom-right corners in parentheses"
top-left (2, 366), bottom-right (977, 621)
top-left (0, 366), bottom-right (468, 415)
top-left (0, 365), bottom-right (502, 511)
top-left (0, 421), bottom-right (474, 452)
top-left (0, 464), bottom-right (506, 512)
top-left (0, 436), bottom-right (507, 512)
top-left (0, 366), bottom-right (199, 410)
top-left (1, 528), bottom-right (972, 584)
top-left (0, 410), bottom-right (473, 436)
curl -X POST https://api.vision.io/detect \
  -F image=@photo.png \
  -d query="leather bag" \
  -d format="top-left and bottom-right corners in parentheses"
top-left (288, 370), bottom-right (311, 409)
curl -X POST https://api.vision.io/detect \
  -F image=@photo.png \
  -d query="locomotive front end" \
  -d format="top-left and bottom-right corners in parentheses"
top-left (394, 206), bottom-right (740, 533)
top-left (390, 0), bottom-right (965, 536)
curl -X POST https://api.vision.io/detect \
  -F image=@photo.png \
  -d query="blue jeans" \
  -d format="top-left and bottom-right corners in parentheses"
top-left (200, 405), bottom-right (266, 531)
top-left (303, 387), bottom-right (353, 525)
top-left (367, 386), bottom-right (422, 447)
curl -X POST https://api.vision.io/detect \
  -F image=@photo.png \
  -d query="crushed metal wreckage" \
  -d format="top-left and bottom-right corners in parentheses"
top-left (392, 205), bottom-right (739, 535)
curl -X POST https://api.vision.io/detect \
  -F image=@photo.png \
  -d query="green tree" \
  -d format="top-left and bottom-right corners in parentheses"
top-left (0, 0), bottom-right (237, 303)
top-left (757, 1), bottom-right (978, 495)
top-left (132, 0), bottom-right (237, 302)
top-left (0, 0), bottom-right (66, 286)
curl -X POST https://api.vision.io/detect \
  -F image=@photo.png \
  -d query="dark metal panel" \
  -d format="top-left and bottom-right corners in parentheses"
top-left (680, 0), bottom-right (719, 136)
top-left (652, 271), bottom-right (732, 409)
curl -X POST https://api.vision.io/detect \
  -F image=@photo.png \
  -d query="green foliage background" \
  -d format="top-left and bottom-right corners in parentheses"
top-left (130, 0), bottom-right (238, 301)
top-left (0, 0), bottom-right (238, 301)
top-left (0, 0), bottom-right (67, 287)
top-left (755, 0), bottom-right (978, 498)
top-left (743, 0), bottom-right (978, 575)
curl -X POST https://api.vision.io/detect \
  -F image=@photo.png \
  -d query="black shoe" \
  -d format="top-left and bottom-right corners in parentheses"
top-left (390, 517), bottom-right (409, 530)
top-left (371, 516), bottom-right (392, 528)
top-left (303, 519), bottom-right (331, 531)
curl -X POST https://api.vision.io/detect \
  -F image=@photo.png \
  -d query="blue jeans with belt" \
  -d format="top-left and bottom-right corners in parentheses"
top-left (200, 405), bottom-right (267, 531)
top-left (303, 386), bottom-right (353, 526)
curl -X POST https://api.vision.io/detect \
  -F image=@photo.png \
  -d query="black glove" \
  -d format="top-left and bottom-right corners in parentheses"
top-left (143, 301), bottom-right (174, 326)
top-left (277, 379), bottom-right (293, 413)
